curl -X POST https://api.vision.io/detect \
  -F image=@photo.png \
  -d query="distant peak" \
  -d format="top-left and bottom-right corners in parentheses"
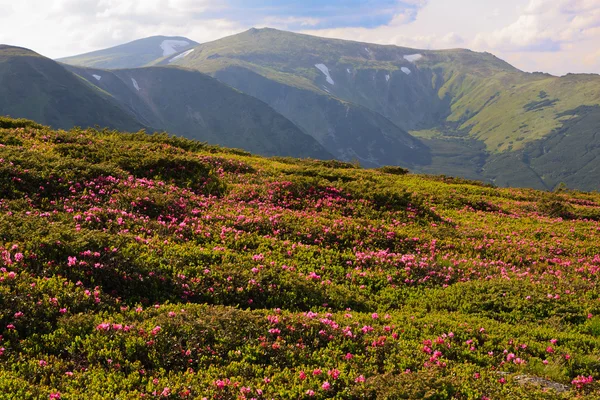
top-left (0, 45), bottom-right (40, 57)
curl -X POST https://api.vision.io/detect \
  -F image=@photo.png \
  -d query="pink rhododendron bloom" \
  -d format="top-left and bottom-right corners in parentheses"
top-left (321, 381), bottom-right (331, 390)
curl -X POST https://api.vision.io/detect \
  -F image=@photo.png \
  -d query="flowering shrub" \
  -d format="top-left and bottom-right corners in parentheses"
top-left (0, 118), bottom-right (599, 398)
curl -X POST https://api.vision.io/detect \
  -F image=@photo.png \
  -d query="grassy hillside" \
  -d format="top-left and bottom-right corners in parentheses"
top-left (57, 36), bottom-right (199, 69)
top-left (64, 64), bottom-right (333, 160)
top-left (1, 117), bottom-right (600, 398)
top-left (0, 45), bottom-right (143, 132)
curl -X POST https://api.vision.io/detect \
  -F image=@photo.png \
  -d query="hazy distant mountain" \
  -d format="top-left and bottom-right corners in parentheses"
top-left (0, 44), bottom-right (333, 159)
top-left (57, 36), bottom-right (199, 69)
top-left (158, 28), bottom-right (600, 191)
top-left (64, 64), bottom-right (333, 159)
top-left (0, 45), bottom-right (143, 131)
top-left (31, 28), bottom-right (600, 190)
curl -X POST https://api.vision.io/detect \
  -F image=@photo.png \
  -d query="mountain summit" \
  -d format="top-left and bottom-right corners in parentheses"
top-left (57, 36), bottom-right (199, 69)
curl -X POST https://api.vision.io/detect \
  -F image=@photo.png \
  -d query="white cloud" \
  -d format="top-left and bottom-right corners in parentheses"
top-left (474, 0), bottom-right (600, 52)
top-left (0, 0), bottom-right (241, 58)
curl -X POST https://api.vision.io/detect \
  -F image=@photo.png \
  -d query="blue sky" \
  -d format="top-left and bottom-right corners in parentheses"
top-left (209, 0), bottom-right (422, 29)
top-left (0, 0), bottom-right (599, 75)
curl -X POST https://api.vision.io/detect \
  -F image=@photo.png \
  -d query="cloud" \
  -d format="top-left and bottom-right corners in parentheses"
top-left (0, 0), bottom-right (240, 58)
top-left (474, 0), bottom-right (600, 52)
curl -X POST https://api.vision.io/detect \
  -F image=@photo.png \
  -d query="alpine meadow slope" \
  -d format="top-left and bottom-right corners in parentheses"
top-left (157, 28), bottom-right (600, 191)
top-left (1, 117), bottom-right (600, 398)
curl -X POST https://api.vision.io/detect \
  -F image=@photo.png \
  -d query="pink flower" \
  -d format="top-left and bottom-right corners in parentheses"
top-left (151, 326), bottom-right (161, 335)
top-left (312, 368), bottom-right (322, 376)
top-left (306, 390), bottom-right (315, 396)
top-left (96, 323), bottom-right (111, 331)
top-left (546, 346), bottom-right (554, 353)
top-left (321, 381), bottom-right (331, 390)
top-left (345, 353), bottom-right (353, 360)
top-left (299, 371), bottom-right (307, 380)
top-left (550, 339), bottom-right (557, 344)
top-left (39, 360), bottom-right (48, 367)
top-left (328, 369), bottom-right (341, 380)
top-left (371, 313), bottom-right (379, 319)
top-left (355, 375), bottom-right (365, 383)
top-left (49, 393), bottom-right (61, 399)
top-left (572, 375), bottom-right (594, 389)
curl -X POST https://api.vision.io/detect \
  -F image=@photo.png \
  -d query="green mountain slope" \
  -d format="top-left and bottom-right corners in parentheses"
top-left (161, 28), bottom-right (600, 191)
top-left (57, 36), bottom-right (199, 69)
top-left (0, 45), bottom-right (143, 132)
top-left (0, 44), bottom-right (332, 160)
top-left (64, 64), bottom-right (333, 159)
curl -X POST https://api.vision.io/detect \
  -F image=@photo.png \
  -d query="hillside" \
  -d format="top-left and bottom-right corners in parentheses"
top-left (64, 64), bottom-right (333, 159)
top-left (1, 117), bottom-right (600, 398)
top-left (0, 45), bottom-right (332, 160)
top-left (0, 45), bottom-right (143, 132)
top-left (158, 28), bottom-right (600, 191)
top-left (57, 36), bottom-right (199, 69)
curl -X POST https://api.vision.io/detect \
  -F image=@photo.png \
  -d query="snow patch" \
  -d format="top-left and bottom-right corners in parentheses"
top-left (364, 47), bottom-right (370, 53)
top-left (160, 40), bottom-right (190, 57)
top-left (322, 86), bottom-right (331, 94)
top-left (92, 74), bottom-right (102, 81)
top-left (404, 54), bottom-right (423, 62)
top-left (131, 78), bottom-right (140, 91)
top-left (315, 63), bottom-right (335, 85)
top-left (385, 74), bottom-right (390, 82)
top-left (169, 48), bottom-right (194, 63)
top-left (401, 67), bottom-right (412, 75)
top-left (347, 68), bottom-right (351, 74)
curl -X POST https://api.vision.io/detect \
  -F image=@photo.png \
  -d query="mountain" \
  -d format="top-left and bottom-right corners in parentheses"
top-left (0, 44), bottom-right (332, 159)
top-left (57, 36), bottom-right (199, 69)
top-left (155, 28), bottom-right (600, 191)
top-left (64, 64), bottom-right (332, 159)
top-left (0, 45), bottom-right (143, 132)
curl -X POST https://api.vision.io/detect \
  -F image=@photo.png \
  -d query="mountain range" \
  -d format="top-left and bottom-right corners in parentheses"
top-left (3, 29), bottom-right (600, 191)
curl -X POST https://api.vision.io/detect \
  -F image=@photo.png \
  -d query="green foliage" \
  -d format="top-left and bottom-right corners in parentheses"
top-left (1, 118), bottom-right (600, 398)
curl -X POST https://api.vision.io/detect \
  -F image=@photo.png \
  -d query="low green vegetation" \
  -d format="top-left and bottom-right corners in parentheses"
top-left (1, 117), bottom-right (599, 398)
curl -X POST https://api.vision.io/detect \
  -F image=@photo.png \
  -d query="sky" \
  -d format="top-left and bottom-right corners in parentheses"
top-left (0, 0), bottom-right (599, 76)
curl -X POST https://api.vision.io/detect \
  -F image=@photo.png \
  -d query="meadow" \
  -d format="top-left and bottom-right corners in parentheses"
top-left (0, 117), bottom-right (599, 399)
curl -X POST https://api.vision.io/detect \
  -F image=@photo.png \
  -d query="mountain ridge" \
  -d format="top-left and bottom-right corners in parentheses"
top-left (0, 44), bottom-right (334, 160)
